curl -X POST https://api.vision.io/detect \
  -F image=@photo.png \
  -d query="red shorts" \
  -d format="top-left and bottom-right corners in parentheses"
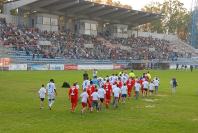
top-left (106, 94), bottom-right (111, 100)
top-left (105, 98), bottom-right (111, 104)
top-left (82, 102), bottom-right (87, 108)
top-left (88, 99), bottom-right (92, 108)
top-left (127, 86), bottom-right (132, 90)
top-left (71, 96), bottom-right (76, 103)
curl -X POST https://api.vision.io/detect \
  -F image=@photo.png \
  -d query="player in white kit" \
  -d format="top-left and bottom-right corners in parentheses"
top-left (80, 90), bottom-right (89, 114)
top-left (38, 84), bottom-right (46, 109)
top-left (113, 84), bottom-right (121, 108)
top-left (98, 85), bottom-right (106, 110)
top-left (46, 79), bottom-right (57, 110)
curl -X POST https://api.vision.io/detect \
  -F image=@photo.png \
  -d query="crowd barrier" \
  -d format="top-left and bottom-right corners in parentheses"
top-left (0, 63), bottom-right (177, 71)
top-left (78, 65), bottom-right (113, 70)
top-left (113, 64), bottom-right (124, 70)
top-left (30, 64), bottom-right (49, 70)
top-left (64, 64), bottom-right (78, 70)
top-left (49, 64), bottom-right (64, 70)
top-left (169, 64), bottom-right (191, 69)
top-left (2, 64), bottom-right (123, 71)
top-left (9, 64), bottom-right (27, 70)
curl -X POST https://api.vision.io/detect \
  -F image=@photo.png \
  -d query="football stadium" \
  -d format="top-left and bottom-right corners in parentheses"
top-left (0, 0), bottom-right (198, 133)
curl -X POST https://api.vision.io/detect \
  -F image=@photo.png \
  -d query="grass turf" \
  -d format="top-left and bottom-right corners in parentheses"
top-left (0, 70), bottom-right (198, 133)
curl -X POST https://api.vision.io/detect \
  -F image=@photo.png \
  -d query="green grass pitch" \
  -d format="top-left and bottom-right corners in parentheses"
top-left (0, 70), bottom-right (198, 133)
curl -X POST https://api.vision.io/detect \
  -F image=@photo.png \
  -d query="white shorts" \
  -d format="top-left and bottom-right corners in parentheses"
top-left (48, 94), bottom-right (55, 100)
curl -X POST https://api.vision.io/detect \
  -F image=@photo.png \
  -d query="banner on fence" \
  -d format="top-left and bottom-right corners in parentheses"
top-left (169, 64), bottom-right (190, 69)
top-left (9, 64), bottom-right (27, 70)
top-left (0, 66), bottom-right (9, 70)
top-left (49, 64), bottom-right (64, 70)
top-left (64, 64), bottom-right (78, 70)
top-left (0, 58), bottom-right (11, 67)
top-left (113, 64), bottom-right (124, 70)
top-left (30, 64), bottom-right (49, 70)
top-left (78, 65), bottom-right (113, 70)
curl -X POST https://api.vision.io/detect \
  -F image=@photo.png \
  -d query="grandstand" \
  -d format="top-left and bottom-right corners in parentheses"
top-left (0, 0), bottom-right (198, 70)
top-left (3, 0), bottom-right (160, 29)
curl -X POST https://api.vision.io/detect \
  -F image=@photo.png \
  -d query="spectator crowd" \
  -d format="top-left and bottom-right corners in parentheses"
top-left (0, 18), bottom-right (194, 60)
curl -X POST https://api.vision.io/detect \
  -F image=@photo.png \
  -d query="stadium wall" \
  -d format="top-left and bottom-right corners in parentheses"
top-left (0, 14), bottom-right (21, 25)
top-left (33, 13), bottom-right (59, 32)
top-left (0, 63), bottom-right (174, 71)
top-left (3, 57), bottom-right (198, 71)
top-left (169, 64), bottom-right (193, 69)
top-left (9, 64), bottom-right (27, 70)
top-left (3, 63), bottom-right (197, 71)
top-left (133, 31), bottom-right (178, 42)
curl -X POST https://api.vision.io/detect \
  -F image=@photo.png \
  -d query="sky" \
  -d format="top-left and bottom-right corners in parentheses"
top-left (115, 0), bottom-right (192, 11)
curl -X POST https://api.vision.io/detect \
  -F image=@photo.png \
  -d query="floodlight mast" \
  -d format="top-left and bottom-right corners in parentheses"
top-left (190, 0), bottom-right (198, 49)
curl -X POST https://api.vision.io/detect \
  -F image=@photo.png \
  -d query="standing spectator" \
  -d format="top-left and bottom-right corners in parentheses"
top-left (93, 69), bottom-right (98, 78)
top-left (83, 71), bottom-right (89, 80)
top-left (32, 53), bottom-right (35, 60)
top-left (184, 65), bottom-right (187, 70)
top-left (190, 65), bottom-right (193, 72)
top-left (176, 64), bottom-right (179, 70)
top-left (170, 78), bottom-right (178, 94)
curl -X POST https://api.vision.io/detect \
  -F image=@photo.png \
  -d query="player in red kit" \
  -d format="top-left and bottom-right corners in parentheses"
top-left (68, 83), bottom-right (78, 112)
top-left (126, 78), bottom-right (133, 97)
top-left (86, 85), bottom-right (92, 110)
top-left (139, 78), bottom-right (144, 95)
top-left (90, 82), bottom-right (96, 94)
top-left (104, 80), bottom-right (112, 109)
top-left (132, 78), bottom-right (136, 95)
top-left (86, 81), bottom-right (95, 110)
top-left (117, 77), bottom-right (123, 102)
top-left (117, 77), bottom-right (123, 89)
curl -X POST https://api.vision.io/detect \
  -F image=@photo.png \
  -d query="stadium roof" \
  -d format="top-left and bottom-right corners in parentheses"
top-left (8, 0), bottom-right (161, 26)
